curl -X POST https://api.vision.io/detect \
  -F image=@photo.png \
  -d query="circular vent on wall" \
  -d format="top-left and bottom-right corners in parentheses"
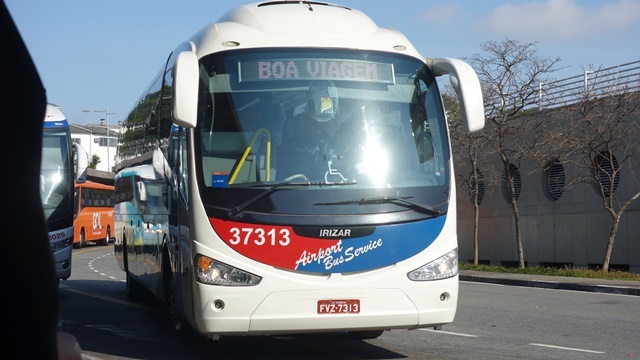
top-left (595, 151), bottom-right (620, 196)
top-left (547, 160), bottom-right (565, 200)
top-left (470, 169), bottom-right (485, 205)
top-left (507, 163), bottom-right (521, 200)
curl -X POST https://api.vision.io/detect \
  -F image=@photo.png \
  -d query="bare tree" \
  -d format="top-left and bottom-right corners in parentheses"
top-left (467, 39), bottom-right (561, 268)
top-left (447, 92), bottom-right (493, 265)
top-left (548, 71), bottom-right (640, 271)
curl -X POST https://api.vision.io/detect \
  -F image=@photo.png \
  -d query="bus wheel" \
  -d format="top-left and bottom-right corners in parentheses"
top-left (77, 230), bottom-right (86, 249)
top-left (72, 237), bottom-right (81, 249)
top-left (98, 227), bottom-right (110, 246)
top-left (164, 252), bottom-right (200, 343)
top-left (347, 330), bottom-right (384, 339)
top-left (124, 237), bottom-right (145, 301)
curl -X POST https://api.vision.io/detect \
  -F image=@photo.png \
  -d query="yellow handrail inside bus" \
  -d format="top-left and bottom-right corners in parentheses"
top-left (229, 128), bottom-right (271, 184)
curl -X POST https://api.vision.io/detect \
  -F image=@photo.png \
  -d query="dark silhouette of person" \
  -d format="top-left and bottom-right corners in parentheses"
top-left (2, 1), bottom-right (81, 358)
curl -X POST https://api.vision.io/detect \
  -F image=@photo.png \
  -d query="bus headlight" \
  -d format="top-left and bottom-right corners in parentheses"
top-left (407, 248), bottom-right (458, 281)
top-left (194, 254), bottom-right (262, 286)
top-left (50, 237), bottom-right (73, 252)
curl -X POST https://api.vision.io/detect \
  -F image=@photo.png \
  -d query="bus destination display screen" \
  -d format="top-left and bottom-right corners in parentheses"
top-left (239, 58), bottom-right (395, 84)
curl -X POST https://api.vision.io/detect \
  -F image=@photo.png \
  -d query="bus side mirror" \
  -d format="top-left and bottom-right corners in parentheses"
top-left (430, 57), bottom-right (485, 132)
top-left (74, 143), bottom-right (88, 184)
top-left (173, 50), bottom-right (198, 129)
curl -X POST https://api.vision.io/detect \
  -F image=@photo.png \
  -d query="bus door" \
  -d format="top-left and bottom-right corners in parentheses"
top-left (164, 125), bottom-right (193, 324)
top-left (169, 125), bottom-right (195, 326)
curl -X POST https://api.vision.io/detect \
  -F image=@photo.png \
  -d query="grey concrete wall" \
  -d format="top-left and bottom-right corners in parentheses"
top-left (456, 157), bottom-right (640, 272)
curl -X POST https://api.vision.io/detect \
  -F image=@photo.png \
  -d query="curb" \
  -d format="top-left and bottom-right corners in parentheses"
top-left (459, 274), bottom-right (640, 296)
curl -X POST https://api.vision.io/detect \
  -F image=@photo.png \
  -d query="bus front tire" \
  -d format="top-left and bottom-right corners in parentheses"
top-left (164, 251), bottom-right (201, 343)
top-left (98, 227), bottom-right (110, 246)
top-left (124, 238), bottom-right (145, 301)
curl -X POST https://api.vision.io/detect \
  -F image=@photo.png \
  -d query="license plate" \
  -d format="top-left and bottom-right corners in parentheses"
top-left (317, 299), bottom-right (360, 314)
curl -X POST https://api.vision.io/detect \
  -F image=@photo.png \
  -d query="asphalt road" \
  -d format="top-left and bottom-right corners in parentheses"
top-left (61, 245), bottom-right (640, 359)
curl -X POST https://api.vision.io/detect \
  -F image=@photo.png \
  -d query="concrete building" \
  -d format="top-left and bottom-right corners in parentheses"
top-left (70, 119), bottom-right (119, 173)
top-left (456, 61), bottom-right (640, 273)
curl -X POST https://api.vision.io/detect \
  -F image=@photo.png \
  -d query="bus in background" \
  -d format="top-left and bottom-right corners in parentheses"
top-left (41, 103), bottom-right (88, 286)
top-left (114, 2), bottom-right (484, 341)
top-left (73, 180), bottom-right (115, 248)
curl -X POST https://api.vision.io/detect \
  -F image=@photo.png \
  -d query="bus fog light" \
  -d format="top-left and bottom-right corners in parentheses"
top-left (213, 300), bottom-right (225, 310)
top-left (407, 248), bottom-right (458, 281)
top-left (439, 292), bottom-right (450, 302)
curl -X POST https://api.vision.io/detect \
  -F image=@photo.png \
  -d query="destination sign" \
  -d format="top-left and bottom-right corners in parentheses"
top-left (239, 59), bottom-right (395, 84)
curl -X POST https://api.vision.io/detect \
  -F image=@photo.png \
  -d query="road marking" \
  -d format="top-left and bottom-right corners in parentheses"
top-left (83, 251), bottom-right (125, 281)
top-left (530, 343), bottom-right (604, 354)
top-left (420, 328), bottom-right (478, 337)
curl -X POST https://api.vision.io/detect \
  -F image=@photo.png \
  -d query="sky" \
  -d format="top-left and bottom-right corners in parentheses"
top-left (6, 0), bottom-right (640, 126)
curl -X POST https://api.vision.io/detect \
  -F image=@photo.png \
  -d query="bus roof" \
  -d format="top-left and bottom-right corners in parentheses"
top-left (75, 180), bottom-right (114, 190)
top-left (114, 164), bottom-right (158, 181)
top-left (44, 103), bottom-right (69, 127)
top-left (187, 1), bottom-right (423, 61)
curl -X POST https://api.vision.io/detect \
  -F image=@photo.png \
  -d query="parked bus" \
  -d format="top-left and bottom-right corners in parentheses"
top-left (114, 1), bottom-right (484, 341)
top-left (41, 103), bottom-right (88, 285)
top-left (73, 180), bottom-right (115, 248)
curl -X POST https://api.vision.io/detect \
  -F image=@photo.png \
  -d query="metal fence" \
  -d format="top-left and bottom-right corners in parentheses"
top-left (538, 59), bottom-right (640, 109)
top-left (481, 59), bottom-right (640, 112)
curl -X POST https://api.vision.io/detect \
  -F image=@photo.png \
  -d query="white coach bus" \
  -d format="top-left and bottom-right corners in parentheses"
top-left (41, 103), bottom-right (88, 286)
top-left (114, 1), bottom-right (484, 341)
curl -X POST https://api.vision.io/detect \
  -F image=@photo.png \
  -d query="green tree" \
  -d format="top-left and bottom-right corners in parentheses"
top-left (89, 154), bottom-right (101, 169)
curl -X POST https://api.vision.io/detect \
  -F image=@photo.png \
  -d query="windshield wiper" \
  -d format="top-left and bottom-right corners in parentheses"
top-left (226, 180), bottom-right (357, 219)
top-left (314, 196), bottom-right (443, 216)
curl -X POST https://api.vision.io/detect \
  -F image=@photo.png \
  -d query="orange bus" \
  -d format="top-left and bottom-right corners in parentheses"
top-left (73, 180), bottom-right (114, 248)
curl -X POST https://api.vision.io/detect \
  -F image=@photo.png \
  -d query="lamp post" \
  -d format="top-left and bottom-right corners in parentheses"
top-left (82, 106), bottom-right (116, 172)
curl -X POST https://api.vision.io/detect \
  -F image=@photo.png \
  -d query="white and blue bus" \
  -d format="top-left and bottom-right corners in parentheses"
top-left (41, 103), bottom-right (87, 286)
top-left (114, 1), bottom-right (484, 340)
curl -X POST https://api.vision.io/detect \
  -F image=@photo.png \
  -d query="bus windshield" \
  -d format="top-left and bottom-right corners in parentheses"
top-left (195, 49), bottom-right (449, 219)
top-left (40, 129), bottom-right (72, 222)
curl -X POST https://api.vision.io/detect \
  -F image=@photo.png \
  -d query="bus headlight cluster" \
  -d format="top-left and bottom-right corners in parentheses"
top-left (407, 248), bottom-right (458, 281)
top-left (50, 237), bottom-right (72, 252)
top-left (194, 254), bottom-right (262, 286)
